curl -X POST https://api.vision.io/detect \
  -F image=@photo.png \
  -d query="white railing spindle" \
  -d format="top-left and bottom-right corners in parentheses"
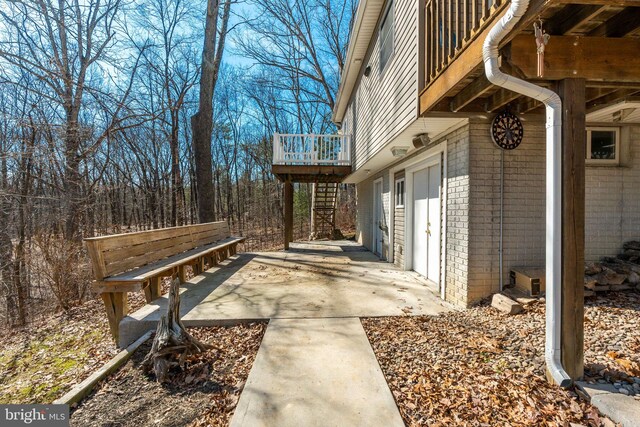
top-left (272, 133), bottom-right (351, 166)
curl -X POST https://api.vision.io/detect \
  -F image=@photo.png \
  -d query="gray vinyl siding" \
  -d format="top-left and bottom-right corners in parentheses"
top-left (340, 0), bottom-right (419, 172)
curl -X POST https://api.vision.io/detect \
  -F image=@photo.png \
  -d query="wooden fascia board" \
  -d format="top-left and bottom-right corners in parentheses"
top-left (508, 35), bottom-right (640, 82)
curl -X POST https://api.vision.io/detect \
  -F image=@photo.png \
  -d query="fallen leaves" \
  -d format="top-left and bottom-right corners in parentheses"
top-left (361, 292), bottom-right (640, 427)
top-left (71, 323), bottom-right (267, 427)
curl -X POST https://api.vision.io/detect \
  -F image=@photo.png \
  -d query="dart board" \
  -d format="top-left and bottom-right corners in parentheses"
top-left (491, 111), bottom-right (524, 150)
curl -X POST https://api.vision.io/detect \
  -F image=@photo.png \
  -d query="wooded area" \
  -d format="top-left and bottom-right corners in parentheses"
top-left (0, 0), bottom-right (356, 328)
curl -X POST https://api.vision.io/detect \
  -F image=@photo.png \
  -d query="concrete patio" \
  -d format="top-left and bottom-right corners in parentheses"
top-left (118, 240), bottom-right (450, 426)
top-left (120, 240), bottom-right (448, 346)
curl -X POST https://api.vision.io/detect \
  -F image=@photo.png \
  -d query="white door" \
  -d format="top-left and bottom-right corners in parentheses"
top-left (412, 164), bottom-right (441, 283)
top-left (412, 168), bottom-right (429, 277)
top-left (373, 180), bottom-right (383, 257)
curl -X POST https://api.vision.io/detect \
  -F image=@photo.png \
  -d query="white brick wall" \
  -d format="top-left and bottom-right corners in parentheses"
top-left (444, 126), bottom-right (471, 307)
top-left (585, 126), bottom-right (640, 261)
top-left (465, 120), bottom-right (640, 304)
top-left (467, 118), bottom-right (547, 304)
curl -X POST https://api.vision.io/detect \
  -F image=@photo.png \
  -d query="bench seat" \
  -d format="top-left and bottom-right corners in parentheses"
top-left (84, 222), bottom-right (246, 345)
top-left (95, 236), bottom-right (245, 288)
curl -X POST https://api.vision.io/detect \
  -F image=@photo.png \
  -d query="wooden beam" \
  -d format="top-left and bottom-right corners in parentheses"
top-left (516, 97), bottom-right (543, 114)
top-left (586, 81), bottom-right (640, 89)
top-left (450, 75), bottom-right (493, 112)
top-left (284, 181), bottom-right (294, 250)
top-left (545, 4), bottom-right (607, 35)
top-left (555, 0), bottom-right (640, 6)
top-left (587, 89), bottom-right (640, 113)
top-left (486, 89), bottom-right (521, 112)
top-left (557, 78), bottom-right (585, 382)
top-left (508, 35), bottom-right (640, 82)
top-left (586, 87), bottom-right (618, 103)
top-left (587, 7), bottom-right (640, 37)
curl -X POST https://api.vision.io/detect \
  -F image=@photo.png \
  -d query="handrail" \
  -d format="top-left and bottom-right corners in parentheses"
top-left (272, 133), bottom-right (351, 166)
top-left (425, 0), bottom-right (504, 86)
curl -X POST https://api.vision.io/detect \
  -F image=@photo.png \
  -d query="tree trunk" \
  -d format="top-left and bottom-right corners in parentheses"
top-left (191, 0), bottom-right (231, 224)
top-left (143, 277), bottom-right (212, 382)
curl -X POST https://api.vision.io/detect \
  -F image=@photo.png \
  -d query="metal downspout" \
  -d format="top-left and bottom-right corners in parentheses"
top-left (482, 0), bottom-right (571, 387)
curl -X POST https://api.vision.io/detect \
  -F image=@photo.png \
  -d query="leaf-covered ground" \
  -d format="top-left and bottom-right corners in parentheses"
top-left (362, 291), bottom-right (640, 427)
top-left (70, 323), bottom-right (267, 427)
top-left (0, 282), bottom-right (168, 404)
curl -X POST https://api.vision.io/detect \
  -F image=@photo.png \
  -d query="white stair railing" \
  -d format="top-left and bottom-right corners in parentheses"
top-left (272, 133), bottom-right (351, 166)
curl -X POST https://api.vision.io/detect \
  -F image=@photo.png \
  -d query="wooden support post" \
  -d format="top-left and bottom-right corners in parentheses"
top-left (557, 78), bottom-right (586, 381)
top-left (101, 292), bottom-right (128, 342)
top-left (178, 265), bottom-right (187, 283)
top-left (284, 180), bottom-right (294, 250)
top-left (143, 276), bottom-right (162, 303)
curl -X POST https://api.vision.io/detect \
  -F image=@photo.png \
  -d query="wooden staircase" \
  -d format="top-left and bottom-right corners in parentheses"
top-left (311, 182), bottom-right (339, 239)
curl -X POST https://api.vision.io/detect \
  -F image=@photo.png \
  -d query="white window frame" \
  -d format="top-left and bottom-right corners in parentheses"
top-left (378, 1), bottom-right (394, 73)
top-left (395, 178), bottom-right (405, 208)
top-left (586, 127), bottom-right (620, 165)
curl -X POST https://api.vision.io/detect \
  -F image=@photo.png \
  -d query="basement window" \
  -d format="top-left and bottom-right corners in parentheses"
top-left (379, 1), bottom-right (394, 72)
top-left (395, 178), bottom-right (405, 208)
top-left (586, 127), bottom-right (619, 165)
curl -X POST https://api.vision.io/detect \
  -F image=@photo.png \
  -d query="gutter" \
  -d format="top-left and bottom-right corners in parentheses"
top-left (482, 0), bottom-right (571, 387)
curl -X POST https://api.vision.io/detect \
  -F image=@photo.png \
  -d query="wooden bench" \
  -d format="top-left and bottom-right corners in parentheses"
top-left (84, 221), bottom-right (245, 343)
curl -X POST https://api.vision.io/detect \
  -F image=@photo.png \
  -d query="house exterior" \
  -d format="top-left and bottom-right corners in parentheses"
top-left (330, 0), bottom-right (640, 308)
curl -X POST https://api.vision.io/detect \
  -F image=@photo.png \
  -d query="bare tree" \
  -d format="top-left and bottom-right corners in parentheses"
top-left (0, 0), bottom-right (134, 240)
top-left (191, 0), bottom-right (232, 223)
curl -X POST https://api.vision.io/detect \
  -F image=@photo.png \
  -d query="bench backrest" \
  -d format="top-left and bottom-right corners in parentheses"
top-left (84, 221), bottom-right (231, 280)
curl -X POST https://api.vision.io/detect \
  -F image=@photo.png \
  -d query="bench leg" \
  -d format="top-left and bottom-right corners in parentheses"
top-left (143, 277), bottom-right (162, 303)
top-left (178, 265), bottom-right (188, 283)
top-left (200, 256), bottom-right (207, 272)
top-left (101, 292), bottom-right (128, 343)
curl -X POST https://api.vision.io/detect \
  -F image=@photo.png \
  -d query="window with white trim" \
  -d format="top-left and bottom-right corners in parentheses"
top-left (586, 127), bottom-right (619, 165)
top-left (395, 178), bottom-right (405, 207)
top-left (379, 1), bottom-right (394, 72)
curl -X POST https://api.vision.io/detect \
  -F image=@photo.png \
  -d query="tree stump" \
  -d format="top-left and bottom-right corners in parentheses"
top-left (143, 277), bottom-right (212, 382)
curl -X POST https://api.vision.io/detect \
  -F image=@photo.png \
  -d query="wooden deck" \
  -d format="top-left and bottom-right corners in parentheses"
top-left (419, 0), bottom-right (640, 116)
top-left (271, 164), bottom-right (352, 183)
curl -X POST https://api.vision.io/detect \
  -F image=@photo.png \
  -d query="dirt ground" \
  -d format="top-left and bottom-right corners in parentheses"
top-left (0, 279), bottom-right (174, 404)
top-left (70, 323), bottom-right (266, 427)
top-left (362, 291), bottom-right (640, 427)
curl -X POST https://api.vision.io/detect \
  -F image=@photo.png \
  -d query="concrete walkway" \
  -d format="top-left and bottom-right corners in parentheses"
top-left (231, 318), bottom-right (405, 427)
top-left (577, 382), bottom-right (640, 427)
top-left (121, 240), bottom-right (448, 425)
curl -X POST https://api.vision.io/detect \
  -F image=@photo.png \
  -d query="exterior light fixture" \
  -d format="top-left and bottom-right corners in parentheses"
top-left (412, 133), bottom-right (431, 149)
top-left (364, 65), bottom-right (372, 77)
top-left (390, 146), bottom-right (410, 158)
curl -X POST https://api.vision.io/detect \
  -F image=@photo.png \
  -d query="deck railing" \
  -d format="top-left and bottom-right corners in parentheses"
top-left (272, 133), bottom-right (351, 166)
top-left (425, 0), bottom-right (505, 85)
